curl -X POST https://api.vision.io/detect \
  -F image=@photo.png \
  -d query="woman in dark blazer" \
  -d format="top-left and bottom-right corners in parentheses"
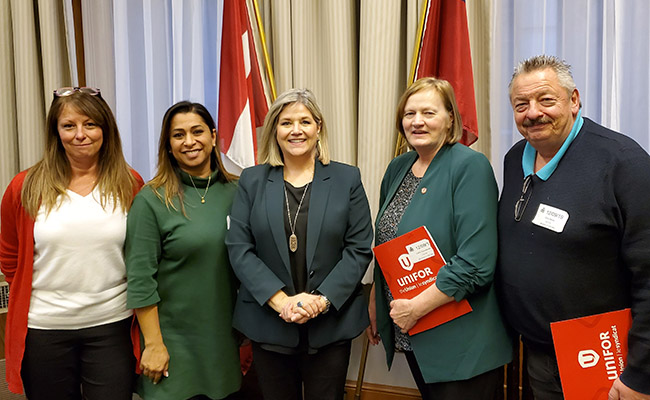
top-left (366, 78), bottom-right (512, 400)
top-left (226, 88), bottom-right (373, 400)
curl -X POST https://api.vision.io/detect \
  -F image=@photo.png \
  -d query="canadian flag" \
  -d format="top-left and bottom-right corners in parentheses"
top-left (218, 0), bottom-right (269, 174)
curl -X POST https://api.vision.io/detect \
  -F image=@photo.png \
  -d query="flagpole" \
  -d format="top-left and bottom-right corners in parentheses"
top-left (395, 0), bottom-right (430, 157)
top-left (251, 0), bottom-right (277, 101)
top-left (408, 0), bottom-right (429, 85)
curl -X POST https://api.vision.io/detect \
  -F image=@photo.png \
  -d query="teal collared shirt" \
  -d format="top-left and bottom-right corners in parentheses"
top-left (522, 109), bottom-right (584, 181)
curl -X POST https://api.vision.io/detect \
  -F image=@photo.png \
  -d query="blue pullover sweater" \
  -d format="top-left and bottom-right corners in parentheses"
top-left (497, 118), bottom-right (650, 393)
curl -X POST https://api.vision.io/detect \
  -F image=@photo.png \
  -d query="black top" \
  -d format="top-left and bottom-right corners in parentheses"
top-left (284, 181), bottom-right (311, 293)
top-left (260, 181), bottom-right (312, 355)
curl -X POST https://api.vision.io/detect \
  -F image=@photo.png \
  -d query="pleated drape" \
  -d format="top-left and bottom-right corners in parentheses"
top-left (258, 0), bottom-right (492, 219)
top-left (0, 0), bottom-right (71, 197)
top-left (466, 0), bottom-right (492, 159)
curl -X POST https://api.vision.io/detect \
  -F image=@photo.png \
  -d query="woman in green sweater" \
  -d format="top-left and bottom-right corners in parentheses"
top-left (125, 102), bottom-right (240, 399)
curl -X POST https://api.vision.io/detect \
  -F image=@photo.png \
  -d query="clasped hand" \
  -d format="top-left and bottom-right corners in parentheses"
top-left (389, 298), bottom-right (422, 333)
top-left (140, 342), bottom-right (169, 384)
top-left (279, 293), bottom-right (326, 324)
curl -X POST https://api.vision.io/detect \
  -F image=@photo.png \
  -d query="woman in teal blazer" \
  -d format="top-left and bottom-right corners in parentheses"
top-left (367, 78), bottom-right (512, 400)
top-left (226, 89), bottom-right (373, 400)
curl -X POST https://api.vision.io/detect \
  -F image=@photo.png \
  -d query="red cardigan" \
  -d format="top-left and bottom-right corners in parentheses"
top-left (0, 169), bottom-right (143, 394)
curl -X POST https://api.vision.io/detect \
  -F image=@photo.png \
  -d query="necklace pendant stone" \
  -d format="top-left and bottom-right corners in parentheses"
top-left (289, 234), bottom-right (298, 252)
top-left (201, 198), bottom-right (205, 204)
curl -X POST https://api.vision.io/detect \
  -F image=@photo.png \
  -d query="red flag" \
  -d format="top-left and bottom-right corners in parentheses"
top-left (416, 0), bottom-right (478, 146)
top-left (218, 0), bottom-right (269, 173)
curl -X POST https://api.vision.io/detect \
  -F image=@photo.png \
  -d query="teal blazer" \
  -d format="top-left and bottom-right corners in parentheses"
top-left (374, 144), bottom-right (513, 383)
top-left (226, 160), bottom-right (373, 348)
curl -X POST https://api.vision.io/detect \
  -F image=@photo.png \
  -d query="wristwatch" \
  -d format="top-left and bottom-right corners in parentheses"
top-left (319, 295), bottom-right (331, 314)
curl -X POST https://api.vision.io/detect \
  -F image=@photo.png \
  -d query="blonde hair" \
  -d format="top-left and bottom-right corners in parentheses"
top-left (395, 77), bottom-right (463, 151)
top-left (21, 91), bottom-right (137, 217)
top-left (147, 101), bottom-right (235, 215)
top-left (258, 88), bottom-right (330, 166)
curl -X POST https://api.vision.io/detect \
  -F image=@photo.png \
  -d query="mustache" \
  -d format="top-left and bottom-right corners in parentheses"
top-left (522, 116), bottom-right (552, 127)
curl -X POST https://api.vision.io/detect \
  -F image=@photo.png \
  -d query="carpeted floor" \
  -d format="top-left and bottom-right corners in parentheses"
top-left (0, 360), bottom-right (25, 399)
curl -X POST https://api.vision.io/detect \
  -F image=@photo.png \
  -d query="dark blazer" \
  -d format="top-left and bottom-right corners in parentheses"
top-left (226, 160), bottom-right (373, 348)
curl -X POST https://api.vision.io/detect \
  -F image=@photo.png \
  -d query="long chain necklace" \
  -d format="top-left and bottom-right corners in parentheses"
top-left (284, 182), bottom-right (310, 252)
top-left (189, 173), bottom-right (211, 204)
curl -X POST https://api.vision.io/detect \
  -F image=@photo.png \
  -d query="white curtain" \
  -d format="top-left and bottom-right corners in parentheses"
top-left (490, 0), bottom-right (650, 185)
top-left (81, 0), bottom-right (224, 180)
top-left (79, 0), bottom-right (416, 213)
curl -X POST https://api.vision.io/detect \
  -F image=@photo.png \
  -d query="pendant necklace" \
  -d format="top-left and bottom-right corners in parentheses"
top-left (284, 182), bottom-right (310, 252)
top-left (189, 173), bottom-right (211, 204)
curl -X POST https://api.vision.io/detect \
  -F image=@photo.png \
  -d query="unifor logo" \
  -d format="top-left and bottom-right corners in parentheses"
top-left (398, 254), bottom-right (413, 271)
top-left (578, 350), bottom-right (600, 368)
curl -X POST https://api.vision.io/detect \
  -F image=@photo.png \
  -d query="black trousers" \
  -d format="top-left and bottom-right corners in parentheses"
top-left (21, 318), bottom-right (135, 400)
top-left (525, 344), bottom-right (565, 400)
top-left (404, 351), bottom-right (502, 400)
top-left (251, 340), bottom-right (351, 400)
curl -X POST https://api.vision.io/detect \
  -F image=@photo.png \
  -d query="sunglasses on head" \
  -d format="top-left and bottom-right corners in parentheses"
top-left (53, 87), bottom-right (102, 100)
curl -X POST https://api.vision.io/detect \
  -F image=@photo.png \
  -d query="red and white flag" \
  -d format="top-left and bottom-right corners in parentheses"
top-left (415, 0), bottom-right (478, 146)
top-left (218, 0), bottom-right (269, 174)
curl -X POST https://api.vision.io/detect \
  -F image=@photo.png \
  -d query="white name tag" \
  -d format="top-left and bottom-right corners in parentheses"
top-left (406, 239), bottom-right (435, 263)
top-left (532, 203), bottom-right (569, 233)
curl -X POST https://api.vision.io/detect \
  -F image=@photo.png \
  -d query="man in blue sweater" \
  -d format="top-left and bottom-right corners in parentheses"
top-left (497, 55), bottom-right (650, 400)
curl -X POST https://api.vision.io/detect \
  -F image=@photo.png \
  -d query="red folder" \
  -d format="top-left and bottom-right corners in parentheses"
top-left (550, 308), bottom-right (632, 400)
top-left (373, 226), bottom-right (472, 335)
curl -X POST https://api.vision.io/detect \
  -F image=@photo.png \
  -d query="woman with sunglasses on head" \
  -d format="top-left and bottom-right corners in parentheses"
top-left (226, 89), bottom-right (373, 400)
top-left (125, 101), bottom-right (241, 399)
top-left (0, 87), bottom-right (144, 398)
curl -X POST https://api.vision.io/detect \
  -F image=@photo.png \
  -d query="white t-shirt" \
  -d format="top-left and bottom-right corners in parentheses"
top-left (29, 188), bottom-right (132, 329)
